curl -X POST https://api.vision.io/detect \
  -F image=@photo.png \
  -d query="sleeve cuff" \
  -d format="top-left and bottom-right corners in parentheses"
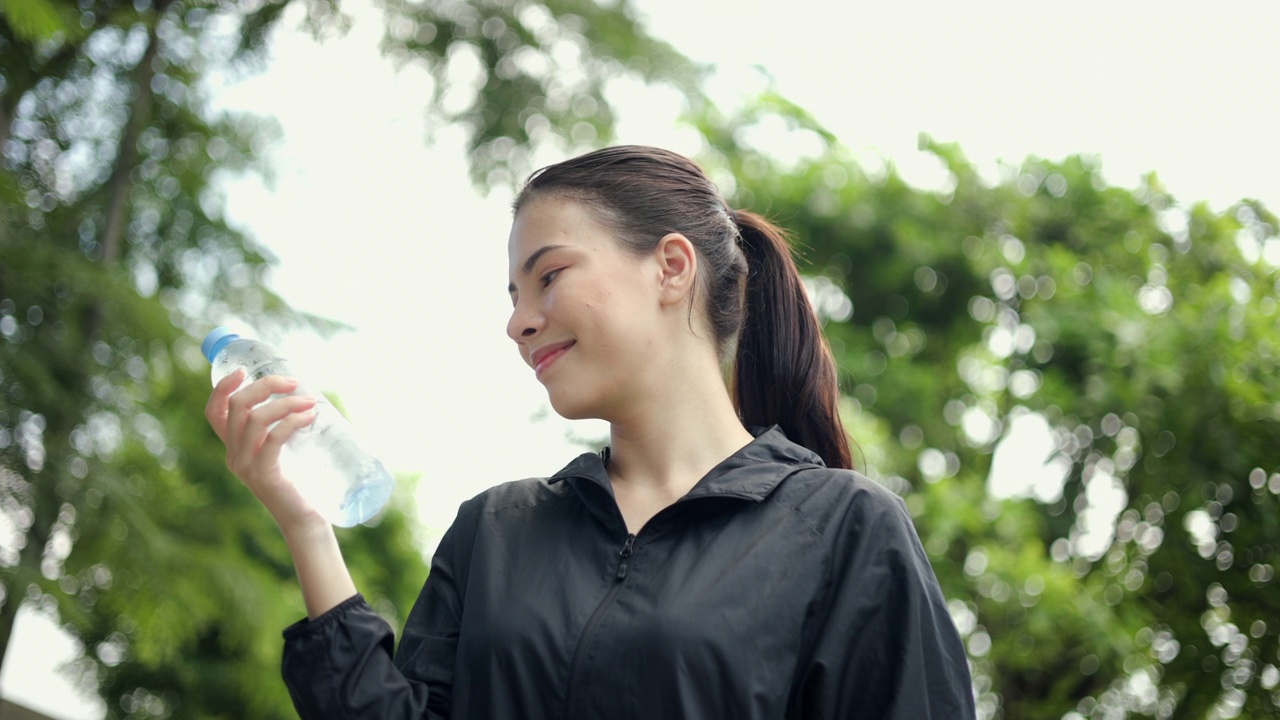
top-left (282, 592), bottom-right (366, 641)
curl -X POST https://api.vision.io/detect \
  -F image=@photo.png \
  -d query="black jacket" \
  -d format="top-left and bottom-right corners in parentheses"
top-left (281, 426), bottom-right (976, 719)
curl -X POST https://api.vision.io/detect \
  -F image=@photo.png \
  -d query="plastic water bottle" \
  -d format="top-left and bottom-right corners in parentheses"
top-left (201, 327), bottom-right (394, 528)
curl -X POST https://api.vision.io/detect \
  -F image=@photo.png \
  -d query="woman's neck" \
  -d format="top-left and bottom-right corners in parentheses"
top-left (604, 356), bottom-right (754, 502)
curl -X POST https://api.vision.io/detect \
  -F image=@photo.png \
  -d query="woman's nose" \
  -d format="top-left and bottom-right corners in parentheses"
top-left (506, 299), bottom-right (543, 343)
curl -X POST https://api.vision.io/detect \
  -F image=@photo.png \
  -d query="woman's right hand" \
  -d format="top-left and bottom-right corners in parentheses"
top-left (205, 369), bottom-right (324, 531)
top-left (207, 370), bottom-right (361, 618)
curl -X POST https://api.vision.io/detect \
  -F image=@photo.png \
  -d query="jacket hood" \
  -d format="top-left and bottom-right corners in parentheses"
top-left (547, 425), bottom-right (826, 502)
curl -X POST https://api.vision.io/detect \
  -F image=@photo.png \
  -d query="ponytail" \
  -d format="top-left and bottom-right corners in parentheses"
top-left (732, 210), bottom-right (852, 470)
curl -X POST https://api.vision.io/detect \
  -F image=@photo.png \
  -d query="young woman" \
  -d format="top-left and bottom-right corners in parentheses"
top-left (206, 146), bottom-right (976, 719)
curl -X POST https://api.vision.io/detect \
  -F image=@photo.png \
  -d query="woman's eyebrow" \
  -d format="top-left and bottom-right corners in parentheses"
top-left (508, 244), bottom-right (567, 293)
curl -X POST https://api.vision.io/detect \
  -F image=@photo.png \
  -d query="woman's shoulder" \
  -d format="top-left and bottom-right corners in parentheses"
top-left (457, 475), bottom-right (568, 517)
top-left (770, 464), bottom-right (915, 539)
top-left (776, 463), bottom-right (906, 506)
top-left (434, 475), bottom-right (571, 555)
top-left (458, 449), bottom-right (605, 516)
top-left (744, 427), bottom-right (909, 531)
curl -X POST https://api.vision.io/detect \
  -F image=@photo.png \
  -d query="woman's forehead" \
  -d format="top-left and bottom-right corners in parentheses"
top-left (509, 199), bottom-right (611, 258)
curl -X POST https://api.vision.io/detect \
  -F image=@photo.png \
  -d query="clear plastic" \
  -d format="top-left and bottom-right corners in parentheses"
top-left (205, 332), bottom-right (393, 527)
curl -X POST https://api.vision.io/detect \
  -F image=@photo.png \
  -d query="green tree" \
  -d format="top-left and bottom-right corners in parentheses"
top-left (693, 98), bottom-right (1280, 717)
top-left (0, 1), bottom-right (428, 717)
top-left (10, 0), bottom-right (1276, 716)
top-left (375, 0), bottom-right (705, 187)
top-left (1, 0), bottom-right (708, 716)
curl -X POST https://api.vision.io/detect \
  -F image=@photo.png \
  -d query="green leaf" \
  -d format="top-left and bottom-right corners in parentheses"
top-left (0, 0), bottom-right (68, 43)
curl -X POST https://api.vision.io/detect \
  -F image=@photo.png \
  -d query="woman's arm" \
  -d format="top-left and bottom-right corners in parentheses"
top-left (789, 487), bottom-right (976, 719)
top-left (281, 495), bottom-right (480, 720)
top-left (281, 515), bottom-right (359, 619)
top-left (206, 369), bottom-right (463, 718)
top-left (204, 369), bottom-right (357, 618)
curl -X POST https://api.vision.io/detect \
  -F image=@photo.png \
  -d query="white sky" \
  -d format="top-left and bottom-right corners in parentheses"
top-left (4, 0), bottom-right (1277, 717)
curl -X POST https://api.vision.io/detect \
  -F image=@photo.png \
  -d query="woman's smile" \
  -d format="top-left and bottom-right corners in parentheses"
top-left (532, 340), bottom-right (575, 378)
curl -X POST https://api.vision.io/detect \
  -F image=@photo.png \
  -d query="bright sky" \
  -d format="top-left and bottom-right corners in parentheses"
top-left (4, 0), bottom-right (1276, 717)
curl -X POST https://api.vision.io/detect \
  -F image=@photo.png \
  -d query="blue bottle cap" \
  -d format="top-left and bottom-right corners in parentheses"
top-left (201, 327), bottom-right (241, 363)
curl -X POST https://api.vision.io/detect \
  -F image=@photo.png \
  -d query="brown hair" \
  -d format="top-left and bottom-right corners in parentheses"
top-left (513, 146), bottom-right (852, 470)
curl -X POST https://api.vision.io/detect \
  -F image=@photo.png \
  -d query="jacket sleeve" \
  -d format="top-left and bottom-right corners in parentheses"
top-left (790, 487), bottom-right (976, 720)
top-left (280, 496), bottom-right (482, 720)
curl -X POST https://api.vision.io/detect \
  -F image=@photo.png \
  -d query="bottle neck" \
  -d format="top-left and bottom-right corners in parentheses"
top-left (204, 333), bottom-right (242, 362)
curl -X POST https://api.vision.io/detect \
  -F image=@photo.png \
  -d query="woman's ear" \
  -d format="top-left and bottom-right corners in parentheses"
top-left (654, 233), bottom-right (698, 306)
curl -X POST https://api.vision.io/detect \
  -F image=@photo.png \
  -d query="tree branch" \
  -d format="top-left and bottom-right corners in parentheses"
top-left (99, 17), bottom-right (164, 267)
top-left (0, 592), bottom-right (18, 674)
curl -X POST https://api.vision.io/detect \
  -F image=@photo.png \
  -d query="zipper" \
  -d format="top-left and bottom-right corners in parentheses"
top-left (616, 533), bottom-right (636, 580)
top-left (555, 463), bottom-right (780, 718)
top-left (563, 533), bottom-right (637, 719)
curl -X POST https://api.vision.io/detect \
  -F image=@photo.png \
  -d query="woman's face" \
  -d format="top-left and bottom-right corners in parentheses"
top-left (507, 197), bottom-right (663, 420)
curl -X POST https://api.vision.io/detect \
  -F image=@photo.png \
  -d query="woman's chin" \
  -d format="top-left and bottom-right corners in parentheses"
top-left (548, 402), bottom-right (594, 422)
top-left (545, 392), bottom-right (601, 422)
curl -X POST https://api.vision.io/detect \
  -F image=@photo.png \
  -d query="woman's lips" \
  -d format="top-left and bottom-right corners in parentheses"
top-left (533, 341), bottom-right (574, 377)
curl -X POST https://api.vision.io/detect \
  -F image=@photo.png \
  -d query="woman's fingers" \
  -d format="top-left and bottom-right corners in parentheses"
top-left (260, 407), bottom-right (319, 466)
top-left (204, 368), bottom-right (245, 441)
top-left (204, 372), bottom-right (328, 527)
top-left (226, 394), bottom-right (315, 474)
top-left (225, 375), bottom-right (300, 444)
top-left (239, 394), bottom-right (317, 453)
top-left (228, 403), bottom-right (323, 527)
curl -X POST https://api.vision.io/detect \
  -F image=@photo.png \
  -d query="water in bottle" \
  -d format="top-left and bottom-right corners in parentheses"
top-left (201, 327), bottom-right (394, 527)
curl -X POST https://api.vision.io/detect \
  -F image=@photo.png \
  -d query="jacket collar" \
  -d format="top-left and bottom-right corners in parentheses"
top-left (547, 425), bottom-right (825, 503)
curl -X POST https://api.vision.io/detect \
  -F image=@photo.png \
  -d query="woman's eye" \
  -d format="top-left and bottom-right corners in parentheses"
top-left (540, 268), bottom-right (562, 287)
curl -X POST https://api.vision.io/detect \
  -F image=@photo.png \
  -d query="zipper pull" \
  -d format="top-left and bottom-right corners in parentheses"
top-left (616, 534), bottom-right (636, 581)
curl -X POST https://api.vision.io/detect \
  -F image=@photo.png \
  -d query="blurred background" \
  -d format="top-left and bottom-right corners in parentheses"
top-left (1, 0), bottom-right (1278, 718)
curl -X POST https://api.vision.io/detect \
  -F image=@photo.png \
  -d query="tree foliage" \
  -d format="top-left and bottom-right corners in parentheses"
top-left (694, 103), bottom-right (1280, 718)
top-left (4, 0), bottom-right (1278, 718)
top-left (0, 1), bottom-right (425, 717)
top-left (1, 0), bottom-right (707, 715)
top-left (376, 0), bottom-right (705, 187)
